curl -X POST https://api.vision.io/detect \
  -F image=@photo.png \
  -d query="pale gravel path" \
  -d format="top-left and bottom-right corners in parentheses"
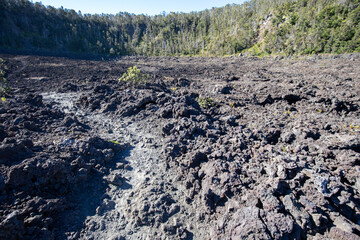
top-left (41, 92), bottom-right (208, 240)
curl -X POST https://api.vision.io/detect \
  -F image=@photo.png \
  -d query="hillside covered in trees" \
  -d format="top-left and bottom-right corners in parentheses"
top-left (0, 0), bottom-right (359, 57)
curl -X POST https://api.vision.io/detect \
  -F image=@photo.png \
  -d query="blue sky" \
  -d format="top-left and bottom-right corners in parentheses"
top-left (35, 0), bottom-right (246, 16)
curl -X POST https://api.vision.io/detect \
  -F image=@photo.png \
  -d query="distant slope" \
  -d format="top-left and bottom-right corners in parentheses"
top-left (0, 0), bottom-right (359, 56)
top-left (252, 0), bottom-right (360, 56)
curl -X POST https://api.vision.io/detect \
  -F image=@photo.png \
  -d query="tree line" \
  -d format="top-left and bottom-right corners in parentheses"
top-left (0, 0), bottom-right (359, 57)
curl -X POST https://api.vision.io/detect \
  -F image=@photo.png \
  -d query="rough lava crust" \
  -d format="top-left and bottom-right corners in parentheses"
top-left (0, 53), bottom-right (360, 239)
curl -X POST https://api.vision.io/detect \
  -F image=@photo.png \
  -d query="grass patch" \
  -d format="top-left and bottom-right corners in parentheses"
top-left (0, 58), bottom-right (10, 96)
top-left (197, 96), bottom-right (217, 109)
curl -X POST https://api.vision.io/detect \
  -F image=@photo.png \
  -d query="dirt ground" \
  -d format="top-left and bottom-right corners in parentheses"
top-left (0, 53), bottom-right (360, 240)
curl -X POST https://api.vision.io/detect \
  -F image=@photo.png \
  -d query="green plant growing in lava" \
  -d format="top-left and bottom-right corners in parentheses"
top-left (0, 58), bottom-right (10, 98)
top-left (109, 140), bottom-right (121, 145)
top-left (119, 66), bottom-right (148, 85)
top-left (197, 96), bottom-right (217, 109)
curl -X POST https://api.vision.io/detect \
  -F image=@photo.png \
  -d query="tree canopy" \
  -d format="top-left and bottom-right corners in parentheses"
top-left (0, 0), bottom-right (359, 56)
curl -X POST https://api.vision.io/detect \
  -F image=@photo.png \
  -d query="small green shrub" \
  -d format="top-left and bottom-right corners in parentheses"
top-left (109, 140), bottom-right (121, 145)
top-left (247, 43), bottom-right (266, 57)
top-left (197, 96), bottom-right (217, 109)
top-left (119, 66), bottom-right (148, 85)
top-left (0, 58), bottom-right (10, 96)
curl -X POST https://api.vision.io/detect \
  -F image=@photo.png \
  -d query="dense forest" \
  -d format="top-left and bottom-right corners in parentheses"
top-left (0, 0), bottom-right (359, 56)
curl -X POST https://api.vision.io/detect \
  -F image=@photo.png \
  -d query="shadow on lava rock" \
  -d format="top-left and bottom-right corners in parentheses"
top-left (53, 145), bottom-right (134, 238)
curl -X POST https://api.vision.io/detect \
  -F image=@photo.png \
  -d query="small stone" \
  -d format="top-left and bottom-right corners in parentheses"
top-left (311, 213), bottom-right (326, 228)
top-left (116, 162), bottom-right (125, 169)
top-left (105, 173), bottom-right (123, 186)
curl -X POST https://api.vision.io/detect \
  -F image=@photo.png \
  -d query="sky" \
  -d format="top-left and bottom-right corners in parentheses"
top-left (34, 0), bottom-right (247, 16)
